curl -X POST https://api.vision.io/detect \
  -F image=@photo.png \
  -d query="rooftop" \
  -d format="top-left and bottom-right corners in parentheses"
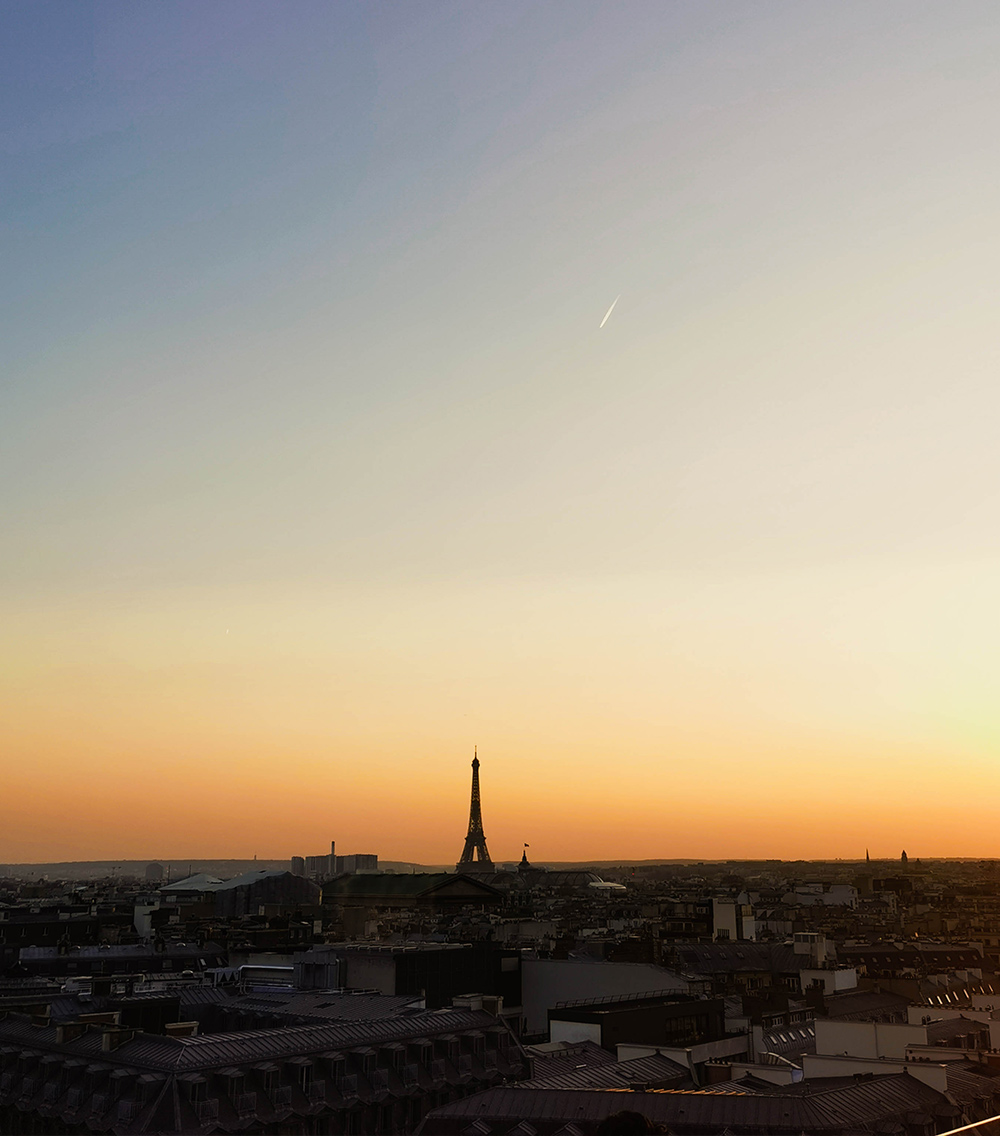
top-left (0, 1005), bottom-right (508, 1073)
top-left (418, 1073), bottom-right (951, 1134)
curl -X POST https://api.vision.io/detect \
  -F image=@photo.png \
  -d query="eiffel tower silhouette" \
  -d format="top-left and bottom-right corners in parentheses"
top-left (456, 748), bottom-right (494, 872)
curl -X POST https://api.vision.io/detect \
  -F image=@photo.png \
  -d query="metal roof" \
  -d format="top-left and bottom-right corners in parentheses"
top-left (520, 1053), bottom-right (690, 1090)
top-left (323, 873), bottom-right (502, 898)
top-left (925, 1016), bottom-right (988, 1043)
top-left (225, 990), bottom-right (425, 1022)
top-left (524, 1041), bottom-right (617, 1081)
top-left (672, 942), bottom-right (804, 975)
top-left (418, 1073), bottom-right (947, 1133)
top-left (158, 874), bottom-right (226, 892)
top-left (822, 990), bottom-right (911, 1020)
top-left (0, 1005), bottom-right (506, 1074)
top-left (944, 1063), bottom-right (1000, 1105)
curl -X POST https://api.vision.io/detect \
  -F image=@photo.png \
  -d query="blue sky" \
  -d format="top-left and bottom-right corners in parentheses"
top-left (5, 2), bottom-right (1000, 859)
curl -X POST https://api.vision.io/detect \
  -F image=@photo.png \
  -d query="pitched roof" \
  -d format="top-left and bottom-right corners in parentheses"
top-left (821, 989), bottom-right (910, 1020)
top-left (672, 942), bottom-right (803, 975)
top-left (0, 1006), bottom-right (507, 1074)
top-left (323, 873), bottom-right (501, 899)
top-left (224, 990), bottom-right (426, 1023)
top-left (924, 1015), bottom-right (989, 1044)
top-left (943, 1061), bottom-right (1000, 1104)
top-left (520, 1053), bottom-right (690, 1090)
top-left (158, 874), bottom-right (225, 892)
top-left (212, 869), bottom-right (294, 890)
top-left (524, 1041), bottom-right (618, 1081)
top-left (418, 1073), bottom-right (947, 1134)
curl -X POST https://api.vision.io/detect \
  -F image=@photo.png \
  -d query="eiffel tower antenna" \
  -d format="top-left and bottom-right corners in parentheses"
top-left (456, 748), bottom-right (494, 873)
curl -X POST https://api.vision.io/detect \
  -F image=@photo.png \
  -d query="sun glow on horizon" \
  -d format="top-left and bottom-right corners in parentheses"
top-left (4, 3), bottom-right (1000, 862)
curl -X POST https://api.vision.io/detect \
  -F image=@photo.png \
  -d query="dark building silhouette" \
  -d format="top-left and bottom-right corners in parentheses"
top-left (0, 999), bottom-right (525, 1134)
top-left (547, 991), bottom-right (725, 1052)
top-left (416, 1074), bottom-right (968, 1135)
top-left (291, 844), bottom-right (378, 880)
top-left (299, 941), bottom-right (523, 1012)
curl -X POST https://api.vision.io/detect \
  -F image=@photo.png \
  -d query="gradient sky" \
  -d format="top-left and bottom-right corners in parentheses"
top-left (4, 2), bottom-right (1000, 864)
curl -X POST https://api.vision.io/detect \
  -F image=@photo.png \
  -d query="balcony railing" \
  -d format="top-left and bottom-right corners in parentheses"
top-left (194, 1098), bottom-right (219, 1123)
top-left (117, 1100), bottom-right (140, 1123)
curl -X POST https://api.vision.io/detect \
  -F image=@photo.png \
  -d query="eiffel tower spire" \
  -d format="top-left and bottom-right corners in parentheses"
top-left (456, 747), bottom-right (494, 873)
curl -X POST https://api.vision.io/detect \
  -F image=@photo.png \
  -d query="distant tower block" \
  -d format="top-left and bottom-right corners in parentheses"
top-left (456, 748), bottom-right (494, 873)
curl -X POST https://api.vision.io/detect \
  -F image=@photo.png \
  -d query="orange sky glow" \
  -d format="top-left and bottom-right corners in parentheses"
top-left (5, 4), bottom-right (1000, 863)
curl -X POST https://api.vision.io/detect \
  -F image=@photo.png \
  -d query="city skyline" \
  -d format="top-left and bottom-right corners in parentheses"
top-left (0, 741), bottom-right (985, 865)
top-left (5, 2), bottom-right (1000, 863)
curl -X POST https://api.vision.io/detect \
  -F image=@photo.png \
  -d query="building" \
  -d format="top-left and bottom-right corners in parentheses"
top-left (290, 842), bottom-right (379, 880)
top-left (416, 1071), bottom-right (967, 1135)
top-left (159, 869), bottom-right (321, 919)
top-left (294, 942), bottom-right (523, 1014)
top-left (336, 854), bottom-right (379, 875)
top-left (547, 991), bottom-right (726, 1052)
top-left (520, 1040), bottom-right (691, 1090)
top-left (521, 958), bottom-right (692, 1035)
top-left (14, 941), bottom-right (225, 979)
top-left (322, 872), bottom-right (503, 938)
top-left (0, 999), bottom-right (526, 1134)
top-left (290, 841), bottom-right (336, 880)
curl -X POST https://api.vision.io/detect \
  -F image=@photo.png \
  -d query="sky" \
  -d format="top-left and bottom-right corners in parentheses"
top-left (4, 1), bottom-right (1000, 864)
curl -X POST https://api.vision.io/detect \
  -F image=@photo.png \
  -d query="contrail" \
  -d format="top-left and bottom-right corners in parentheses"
top-left (599, 294), bottom-right (620, 329)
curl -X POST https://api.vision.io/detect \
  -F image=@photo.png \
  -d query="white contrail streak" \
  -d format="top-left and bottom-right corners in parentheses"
top-left (599, 294), bottom-right (620, 329)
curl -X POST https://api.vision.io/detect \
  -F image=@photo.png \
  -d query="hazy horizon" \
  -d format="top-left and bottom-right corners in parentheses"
top-left (0, 853), bottom-right (971, 875)
top-left (5, 2), bottom-right (1000, 863)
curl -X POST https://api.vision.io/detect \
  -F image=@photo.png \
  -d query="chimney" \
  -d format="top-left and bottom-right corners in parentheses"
top-left (102, 1027), bottom-right (136, 1052)
top-left (164, 1021), bottom-right (199, 1037)
top-left (78, 1012), bottom-right (120, 1026)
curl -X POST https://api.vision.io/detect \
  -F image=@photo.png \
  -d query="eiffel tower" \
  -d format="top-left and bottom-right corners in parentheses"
top-left (456, 748), bottom-right (494, 873)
